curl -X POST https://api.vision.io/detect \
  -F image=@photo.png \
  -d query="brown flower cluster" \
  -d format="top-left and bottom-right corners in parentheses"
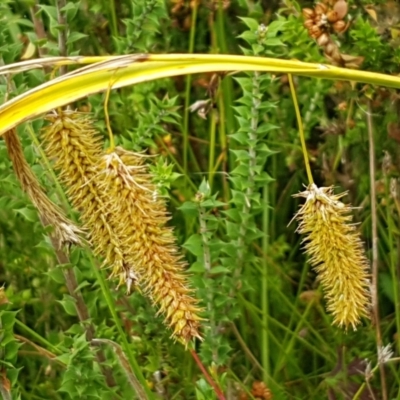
top-left (239, 382), bottom-right (272, 400)
top-left (303, 1), bottom-right (363, 68)
top-left (293, 184), bottom-right (371, 330)
top-left (42, 110), bottom-right (201, 344)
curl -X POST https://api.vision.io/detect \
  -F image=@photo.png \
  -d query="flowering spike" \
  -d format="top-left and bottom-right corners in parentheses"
top-left (42, 110), bottom-right (129, 279)
top-left (42, 112), bottom-right (202, 343)
top-left (294, 184), bottom-right (371, 329)
top-left (96, 148), bottom-right (202, 344)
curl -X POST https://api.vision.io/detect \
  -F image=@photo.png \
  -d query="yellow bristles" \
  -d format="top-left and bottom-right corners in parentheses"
top-left (294, 184), bottom-right (371, 330)
top-left (96, 148), bottom-right (202, 343)
top-left (42, 111), bottom-right (202, 343)
top-left (42, 110), bottom-right (127, 278)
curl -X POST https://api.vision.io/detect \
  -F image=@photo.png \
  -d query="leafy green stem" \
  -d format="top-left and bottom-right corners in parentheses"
top-left (234, 71), bottom-right (261, 281)
top-left (198, 201), bottom-right (217, 362)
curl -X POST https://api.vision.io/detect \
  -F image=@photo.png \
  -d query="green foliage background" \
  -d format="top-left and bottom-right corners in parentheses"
top-left (0, 0), bottom-right (400, 399)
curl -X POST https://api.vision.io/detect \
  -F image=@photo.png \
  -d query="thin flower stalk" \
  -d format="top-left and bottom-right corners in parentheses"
top-left (96, 148), bottom-right (202, 344)
top-left (293, 184), bottom-right (371, 329)
top-left (41, 110), bottom-right (128, 279)
top-left (4, 128), bottom-right (82, 248)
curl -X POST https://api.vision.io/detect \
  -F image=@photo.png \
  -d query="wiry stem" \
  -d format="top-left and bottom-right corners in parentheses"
top-left (91, 339), bottom-right (147, 400)
top-left (288, 74), bottom-right (313, 185)
top-left (190, 349), bottom-right (226, 400)
top-left (29, 0), bottom-right (48, 60)
top-left (56, 0), bottom-right (67, 75)
top-left (366, 100), bottom-right (387, 400)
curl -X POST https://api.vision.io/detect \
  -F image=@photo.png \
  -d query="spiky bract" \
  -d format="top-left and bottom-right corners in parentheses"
top-left (5, 128), bottom-right (82, 248)
top-left (294, 184), bottom-right (371, 329)
top-left (97, 148), bottom-right (202, 343)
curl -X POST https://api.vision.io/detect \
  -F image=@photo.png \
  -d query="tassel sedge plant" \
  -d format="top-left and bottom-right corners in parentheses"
top-left (288, 75), bottom-right (371, 330)
top-left (42, 110), bottom-right (202, 343)
top-left (293, 184), bottom-right (371, 329)
top-left (4, 128), bottom-right (82, 248)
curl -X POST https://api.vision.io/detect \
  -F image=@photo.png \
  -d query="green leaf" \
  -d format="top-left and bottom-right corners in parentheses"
top-left (188, 261), bottom-right (205, 273)
top-left (209, 266), bottom-right (230, 275)
top-left (14, 207), bottom-right (37, 223)
top-left (183, 234), bottom-right (203, 257)
top-left (265, 38), bottom-right (285, 47)
top-left (66, 32), bottom-right (88, 45)
top-left (57, 295), bottom-right (78, 316)
top-left (238, 17), bottom-right (260, 32)
top-left (47, 267), bottom-right (66, 284)
top-left (37, 5), bottom-right (57, 20)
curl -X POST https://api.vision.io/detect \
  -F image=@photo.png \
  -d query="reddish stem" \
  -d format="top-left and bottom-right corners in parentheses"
top-left (190, 349), bottom-right (226, 400)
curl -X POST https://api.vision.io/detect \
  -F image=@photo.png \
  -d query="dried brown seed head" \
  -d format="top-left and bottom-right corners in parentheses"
top-left (5, 128), bottom-right (82, 248)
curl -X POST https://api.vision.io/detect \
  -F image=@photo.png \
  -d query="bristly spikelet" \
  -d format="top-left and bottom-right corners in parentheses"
top-left (294, 184), bottom-right (371, 330)
top-left (41, 110), bottom-right (128, 278)
top-left (96, 148), bottom-right (202, 344)
top-left (4, 128), bottom-right (82, 248)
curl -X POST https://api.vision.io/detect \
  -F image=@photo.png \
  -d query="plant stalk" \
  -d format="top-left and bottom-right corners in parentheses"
top-left (288, 74), bottom-right (313, 185)
top-left (367, 100), bottom-right (387, 400)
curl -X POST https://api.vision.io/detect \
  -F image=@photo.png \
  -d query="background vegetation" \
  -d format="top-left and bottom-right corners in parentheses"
top-left (0, 0), bottom-right (400, 399)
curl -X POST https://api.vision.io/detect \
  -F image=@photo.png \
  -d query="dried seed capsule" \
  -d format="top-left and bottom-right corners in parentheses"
top-left (310, 25), bottom-right (323, 38)
top-left (302, 8), bottom-right (315, 19)
top-left (315, 3), bottom-right (328, 15)
top-left (317, 33), bottom-right (330, 46)
top-left (304, 19), bottom-right (314, 29)
top-left (326, 10), bottom-right (339, 23)
top-left (325, 41), bottom-right (336, 55)
top-left (334, 0), bottom-right (348, 20)
top-left (333, 20), bottom-right (346, 33)
top-left (330, 47), bottom-right (342, 62)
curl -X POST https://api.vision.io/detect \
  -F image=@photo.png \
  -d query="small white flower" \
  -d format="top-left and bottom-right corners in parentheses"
top-left (364, 359), bottom-right (373, 380)
top-left (378, 343), bottom-right (393, 365)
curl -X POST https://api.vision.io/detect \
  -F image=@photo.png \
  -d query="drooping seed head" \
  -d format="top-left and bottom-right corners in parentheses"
top-left (5, 128), bottom-right (82, 248)
top-left (293, 184), bottom-right (371, 330)
top-left (96, 148), bottom-right (203, 344)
